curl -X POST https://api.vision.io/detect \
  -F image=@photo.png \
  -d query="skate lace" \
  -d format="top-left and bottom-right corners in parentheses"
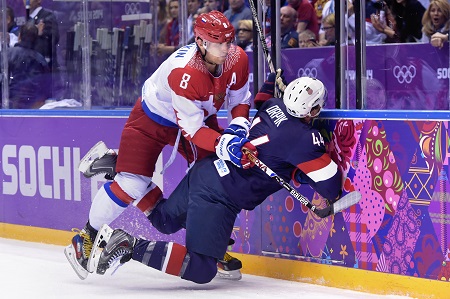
top-left (108, 248), bottom-right (130, 267)
top-left (71, 228), bottom-right (93, 257)
top-left (222, 252), bottom-right (234, 263)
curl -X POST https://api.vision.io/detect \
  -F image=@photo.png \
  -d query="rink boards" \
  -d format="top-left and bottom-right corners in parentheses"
top-left (1, 108), bottom-right (450, 298)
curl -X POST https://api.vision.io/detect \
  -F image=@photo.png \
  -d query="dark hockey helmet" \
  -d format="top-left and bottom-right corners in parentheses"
top-left (283, 77), bottom-right (327, 118)
top-left (194, 10), bottom-right (235, 43)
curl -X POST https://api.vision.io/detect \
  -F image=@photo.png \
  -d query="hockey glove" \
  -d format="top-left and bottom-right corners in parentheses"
top-left (223, 116), bottom-right (251, 138)
top-left (260, 72), bottom-right (276, 95)
top-left (215, 134), bottom-right (258, 169)
top-left (292, 168), bottom-right (310, 185)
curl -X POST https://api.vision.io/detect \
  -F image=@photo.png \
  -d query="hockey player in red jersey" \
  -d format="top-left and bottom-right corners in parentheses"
top-left (64, 10), bottom-right (256, 280)
top-left (85, 76), bottom-right (360, 285)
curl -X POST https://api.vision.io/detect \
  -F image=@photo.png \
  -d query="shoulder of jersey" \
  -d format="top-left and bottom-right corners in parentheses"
top-left (222, 44), bottom-right (246, 68)
top-left (169, 43), bottom-right (199, 67)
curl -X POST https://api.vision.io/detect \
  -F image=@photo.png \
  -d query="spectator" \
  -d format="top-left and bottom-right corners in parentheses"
top-left (199, 0), bottom-right (221, 13)
top-left (430, 32), bottom-right (449, 49)
top-left (421, 0), bottom-right (450, 48)
top-left (314, 0), bottom-right (330, 24)
top-left (236, 19), bottom-right (253, 51)
top-left (156, 0), bottom-right (170, 44)
top-left (27, 0), bottom-right (60, 71)
top-left (320, 13), bottom-right (336, 46)
top-left (317, 0), bottom-right (352, 45)
top-left (391, 0), bottom-right (426, 42)
top-left (263, 0), bottom-right (272, 35)
top-left (157, 0), bottom-right (180, 57)
top-left (281, 6), bottom-right (300, 48)
top-left (156, 0), bottom-right (203, 59)
top-left (6, 6), bottom-right (19, 47)
top-left (349, 0), bottom-right (386, 44)
top-left (371, 0), bottom-right (402, 43)
top-left (266, 6), bottom-right (299, 49)
top-left (224, 0), bottom-right (253, 33)
top-left (188, 0), bottom-right (203, 41)
top-left (7, 21), bottom-right (51, 109)
top-left (320, 0), bottom-right (335, 21)
top-left (299, 29), bottom-right (319, 47)
top-left (287, 0), bottom-right (320, 38)
top-left (259, 0), bottom-right (289, 35)
top-left (220, 0), bottom-right (229, 12)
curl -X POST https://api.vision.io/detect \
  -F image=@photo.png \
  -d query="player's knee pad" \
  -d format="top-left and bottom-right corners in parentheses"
top-left (114, 171), bottom-right (153, 201)
top-left (180, 251), bottom-right (217, 284)
top-left (147, 199), bottom-right (183, 234)
top-left (132, 183), bottom-right (163, 216)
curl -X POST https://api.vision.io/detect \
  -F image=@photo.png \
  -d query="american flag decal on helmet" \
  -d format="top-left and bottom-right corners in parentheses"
top-left (306, 87), bottom-right (313, 95)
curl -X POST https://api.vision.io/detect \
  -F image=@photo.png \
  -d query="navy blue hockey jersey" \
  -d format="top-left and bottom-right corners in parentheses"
top-left (211, 97), bottom-right (342, 211)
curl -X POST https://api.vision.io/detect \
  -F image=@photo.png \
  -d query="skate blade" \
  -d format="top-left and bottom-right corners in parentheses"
top-left (87, 224), bottom-right (114, 273)
top-left (78, 141), bottom-right (109, 176)
top-left (64, 244), bottom-right (89, 280)
top-left (215, 268), bottom-right (242, 281)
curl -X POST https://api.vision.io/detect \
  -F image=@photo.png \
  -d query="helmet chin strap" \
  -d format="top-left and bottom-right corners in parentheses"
top-left (203, 50), bottom-right (218, 66)
top-left (196, 38), bottom-right (218, 66)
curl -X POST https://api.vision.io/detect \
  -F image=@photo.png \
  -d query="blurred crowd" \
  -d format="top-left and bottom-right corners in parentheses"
top-left (155, 0), bottom-right (450, 51)
top-left (2, 0), bottom-right (449, 109)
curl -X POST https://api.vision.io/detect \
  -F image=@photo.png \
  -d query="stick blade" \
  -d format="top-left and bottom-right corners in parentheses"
top-left (332, 191), bottom-right (362, 214)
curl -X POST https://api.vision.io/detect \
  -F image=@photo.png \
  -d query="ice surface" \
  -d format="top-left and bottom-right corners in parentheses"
top-left (0, 238), bottom-right (414, 299)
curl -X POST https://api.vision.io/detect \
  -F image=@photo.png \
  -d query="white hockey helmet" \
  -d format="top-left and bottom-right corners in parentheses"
top-left (283, 77), bottom-right (327, 118)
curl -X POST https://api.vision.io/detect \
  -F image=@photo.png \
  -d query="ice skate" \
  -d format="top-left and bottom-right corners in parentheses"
top-left (217, 252), bottom-right (243, 280)
top-left (64, 222), bottom-right (97, 280)
top-left (95, 225), bottom-right (136, 275)
top-left (87, 224), bottom-right (115, 272)
top-left (78, 141), bottom-right (117, 180)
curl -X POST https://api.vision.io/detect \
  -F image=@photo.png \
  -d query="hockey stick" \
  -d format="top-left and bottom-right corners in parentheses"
top-left (243, 148), bottom-right (361, 218)
top-left (247, 0), bottom-right (286, 96)
top-left (248, 0), bottom-right (274, 73)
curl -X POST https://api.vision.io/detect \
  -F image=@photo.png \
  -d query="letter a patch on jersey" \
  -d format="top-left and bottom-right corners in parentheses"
top-left (214, 159), bottom-right (230, 177)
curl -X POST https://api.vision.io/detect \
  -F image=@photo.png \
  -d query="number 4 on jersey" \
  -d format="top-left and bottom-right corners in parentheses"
top-left (312, 132), bottom-right (324, 146)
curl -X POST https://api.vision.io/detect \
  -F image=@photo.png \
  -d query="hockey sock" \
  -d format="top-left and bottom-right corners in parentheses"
top-left (88, 182), bottom-right (127, 230)
top-left (132, 183), bottom-right (163, 216)
top-left (133, 240), bottom-right (187, 276)
top-left (132, 239), bottom-right (217, 284)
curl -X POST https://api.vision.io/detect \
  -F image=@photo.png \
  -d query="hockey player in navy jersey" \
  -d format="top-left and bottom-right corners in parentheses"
top-left (64, 10), bottom-right (255, 281)
top-left (86, 76), bottom-right (346, 285)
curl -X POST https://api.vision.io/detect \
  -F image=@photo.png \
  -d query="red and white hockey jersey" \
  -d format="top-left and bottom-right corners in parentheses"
top-left (141, 43), bottom-right (251, 151)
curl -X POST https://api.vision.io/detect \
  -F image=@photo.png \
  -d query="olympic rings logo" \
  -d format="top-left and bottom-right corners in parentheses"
top-left (297, 67), bottom-right (318, 78)
top-left (393, 65), bottom-right (416, 84)
top-left (125, 3), bottom-right (141, 15)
